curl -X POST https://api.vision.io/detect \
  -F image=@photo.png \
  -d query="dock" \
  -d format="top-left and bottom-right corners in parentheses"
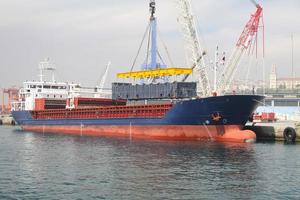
top-left (245, 121), bottom-right (300, 142)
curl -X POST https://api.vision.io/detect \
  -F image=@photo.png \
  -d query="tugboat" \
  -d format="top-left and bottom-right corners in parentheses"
top-left (12, 1), bottom-right (264, 143)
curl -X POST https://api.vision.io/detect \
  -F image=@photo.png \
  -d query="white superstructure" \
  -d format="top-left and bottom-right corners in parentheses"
top-left (12, 59), bottom-right (111, 111)
top-left (17, 81), bottom-right (70, 111)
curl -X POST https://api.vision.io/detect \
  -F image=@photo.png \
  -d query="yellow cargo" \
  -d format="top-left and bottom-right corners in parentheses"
top-left (117, 68), bottom-right (192, 79)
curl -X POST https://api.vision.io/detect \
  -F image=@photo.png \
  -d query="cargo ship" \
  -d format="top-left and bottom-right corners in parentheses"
top-left (12, 1), bottom-right (264, 143)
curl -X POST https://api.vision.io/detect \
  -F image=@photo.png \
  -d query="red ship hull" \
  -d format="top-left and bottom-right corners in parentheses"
top-left (22, 124), bottom-right (256, 143)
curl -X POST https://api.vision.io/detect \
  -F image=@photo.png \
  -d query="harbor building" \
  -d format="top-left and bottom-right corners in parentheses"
top-left (269, 65), bottom-right (300, 89)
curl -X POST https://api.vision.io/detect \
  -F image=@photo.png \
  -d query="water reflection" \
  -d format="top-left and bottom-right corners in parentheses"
top-left (5, 130), bottom-right (292, 199)
top-left (74, 138), bottom-right (260, 199)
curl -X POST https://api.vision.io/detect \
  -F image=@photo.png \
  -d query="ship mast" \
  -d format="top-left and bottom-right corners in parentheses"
top-left (39, 58), bottom-right (56, 82)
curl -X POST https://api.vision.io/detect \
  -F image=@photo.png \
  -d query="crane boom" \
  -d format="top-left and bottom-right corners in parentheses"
top-left (176, 0), bottom-right (211, 97)
top-left (250, 0), bottom-right (259, 7)
top-left (217, 3), bottom-right (263, 94)
top-left (98, 61), bottom-right (111, 93)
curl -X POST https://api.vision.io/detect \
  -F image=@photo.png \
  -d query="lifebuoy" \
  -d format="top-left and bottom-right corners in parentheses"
top-left (283, 127), bottom-right (296, 143)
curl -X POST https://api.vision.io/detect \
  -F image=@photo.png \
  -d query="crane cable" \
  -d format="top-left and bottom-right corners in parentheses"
top-left (130, 22), bottom-right (151, 72)
top-left (157, 27), bottom-right (175, 68)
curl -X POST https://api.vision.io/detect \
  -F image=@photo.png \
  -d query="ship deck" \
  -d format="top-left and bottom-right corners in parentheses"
top-left (31, 103), bottom-right (173, 120)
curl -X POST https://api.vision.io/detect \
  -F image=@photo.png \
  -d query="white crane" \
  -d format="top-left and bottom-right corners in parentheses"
top-left (176, 0), bottom-right (211, 97)
top-left (98, 61), bottom-right (111, 94)
top-left (217, 0), bottom-right (263, 95)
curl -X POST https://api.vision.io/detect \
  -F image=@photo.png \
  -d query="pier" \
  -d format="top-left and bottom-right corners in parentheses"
top-left (245, 121), bottom-right (300, 142)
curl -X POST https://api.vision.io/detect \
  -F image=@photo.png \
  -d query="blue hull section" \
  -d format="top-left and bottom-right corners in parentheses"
top-left (12, 95), bottom-right (264, 126)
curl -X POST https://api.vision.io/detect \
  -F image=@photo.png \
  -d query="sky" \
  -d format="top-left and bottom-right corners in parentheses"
top-left (0, 0), bottom-right (299, 89)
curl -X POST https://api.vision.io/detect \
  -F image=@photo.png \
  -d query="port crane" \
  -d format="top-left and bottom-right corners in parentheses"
top-left (1, 87), bottom-right (19, 113)
top-left (124, 0), bottom-right (193, 83)
top-left (176, 0), bottom-right (211, 97)
top-left (216, 0), bottom-right (264, 94)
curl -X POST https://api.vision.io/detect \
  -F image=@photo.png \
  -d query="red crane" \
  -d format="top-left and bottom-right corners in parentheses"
top-left (217, 0), bottom-right (264, 94)
top-left (1, 87), bottom-right (19, 113)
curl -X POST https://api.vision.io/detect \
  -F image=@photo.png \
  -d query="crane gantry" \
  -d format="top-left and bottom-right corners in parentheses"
top-left (176, 0), bottom-right (264, 96)
top-left (176, 0), bottom-right (211, 97)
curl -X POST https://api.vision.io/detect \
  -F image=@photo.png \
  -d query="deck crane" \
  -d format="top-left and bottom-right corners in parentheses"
top-left (176, 0), bottom-right (211, 97)
top-left (217, 0), bottom-right (263, 94)
top-left (98, 61), bottom-right (111, 94)
top-left (95, 61), bottom-right (111, 97)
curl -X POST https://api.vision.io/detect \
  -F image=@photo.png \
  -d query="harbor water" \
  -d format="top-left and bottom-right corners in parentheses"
top-left (0, 126), bottom-right (300, 199)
